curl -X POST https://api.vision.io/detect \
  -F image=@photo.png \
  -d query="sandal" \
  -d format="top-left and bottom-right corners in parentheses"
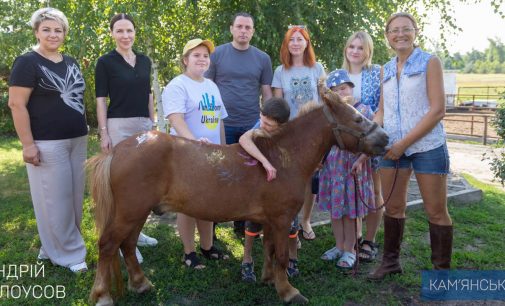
top-left (182, 252), bottom-right (205, 269)
top-left (359, 240), bottom-right (379, 262)
top-left (336, 252), bottom-right (356, 269)
top-left (299, 225), bottom-right (316, 240)
top-left (200, 246), bottom-right (229, 260)
top-left (320, 246), bottom-right (343, 261)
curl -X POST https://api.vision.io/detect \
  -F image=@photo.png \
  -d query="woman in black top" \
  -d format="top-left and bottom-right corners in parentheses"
top-left (95, 14), bottom-right (157, 259)
top-left (8, 7), bottom-right (88, 273)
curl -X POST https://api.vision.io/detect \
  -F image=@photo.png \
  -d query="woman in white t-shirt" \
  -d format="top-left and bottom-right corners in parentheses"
top-left (272, 26), bottom-right (325, 241)
top-left (162, 39), bottom-right (229, 269)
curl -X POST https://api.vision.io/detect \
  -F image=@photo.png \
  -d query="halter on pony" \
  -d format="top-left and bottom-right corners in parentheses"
top-left (323, 104), bottom-right (380, 152)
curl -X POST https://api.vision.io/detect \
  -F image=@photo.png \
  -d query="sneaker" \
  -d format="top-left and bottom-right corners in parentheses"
top-left (119, 247), bottom-right (144, 264)
top-left (137, 232), bottom-right (158, 247)
top-left (287, 259), bottom-right (300, 278)
top-left (240, 262), bottom-right (256, 282)
top-left (69, 262), bottom-right (88, 273)
top-left (37, 249), bottom-right (49, 261)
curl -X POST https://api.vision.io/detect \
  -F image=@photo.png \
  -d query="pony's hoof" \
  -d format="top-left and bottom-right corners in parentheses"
top-left (128, 278), bottom-right (153, 293)
top-left (95, 295), bottom-right (114, 306)
top-left (289, 293), bottom-right (308, 304)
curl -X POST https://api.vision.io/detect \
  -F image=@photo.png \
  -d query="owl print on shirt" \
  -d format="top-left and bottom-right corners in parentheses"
top-left (290, 76), bottom-right (314, 108)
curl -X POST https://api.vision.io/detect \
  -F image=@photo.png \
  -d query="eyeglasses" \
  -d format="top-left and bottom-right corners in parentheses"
top-left (386, 27), bottom-right (416, 35)
top-left (288, 25), bottom-right (306, 30)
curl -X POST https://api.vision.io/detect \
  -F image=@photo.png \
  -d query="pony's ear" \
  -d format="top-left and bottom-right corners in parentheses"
top-left (318, 77), bottom-right (332, 107)
top-left (317, 77), bottom-right (328, 101)
top-left (318, 77), bottom-right (344, 107)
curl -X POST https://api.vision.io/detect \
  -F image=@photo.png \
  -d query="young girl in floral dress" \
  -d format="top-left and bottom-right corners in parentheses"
top-left (318, 69), bottom-right (375, 269)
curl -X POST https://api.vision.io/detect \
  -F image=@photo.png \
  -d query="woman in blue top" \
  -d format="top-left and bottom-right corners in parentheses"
top-left (369, 12), bottom-right (452, 280)
top-left (342, 31), bottom-right (383, 262)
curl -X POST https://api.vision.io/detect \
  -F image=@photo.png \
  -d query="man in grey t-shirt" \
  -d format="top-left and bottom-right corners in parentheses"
top-left (205, 12), bottom-right (273, 236)
top-left (205, 12), bottom-right (273, 145)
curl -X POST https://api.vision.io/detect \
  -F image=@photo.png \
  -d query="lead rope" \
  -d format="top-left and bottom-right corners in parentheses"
top-left (353, 160), bottom-right (399, 212)
top-left (351, 159), bottom-right (399, 276)
top-left (352, 178), bottom-right (360, 276)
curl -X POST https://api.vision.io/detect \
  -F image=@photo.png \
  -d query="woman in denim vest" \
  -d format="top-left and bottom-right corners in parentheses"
top-left (369, 12), bottom-right (453, 280)
top-left (342, 31), bottom-right (383, 262)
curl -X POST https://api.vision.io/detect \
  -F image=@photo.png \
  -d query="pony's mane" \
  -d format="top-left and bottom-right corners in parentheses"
top-left (297, 100), bottom-right (320, 117)
top-left (253, 103), bottom-right (324, 153)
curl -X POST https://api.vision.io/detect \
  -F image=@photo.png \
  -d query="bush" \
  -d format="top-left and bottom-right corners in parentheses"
top-left (489, 94), bottom-right (505, 185)
top-left (0, 80), bottom-right (15, 136)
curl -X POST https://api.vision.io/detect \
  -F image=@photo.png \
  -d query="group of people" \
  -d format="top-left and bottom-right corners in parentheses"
top-left (8, 6), bottom-right (453, 286)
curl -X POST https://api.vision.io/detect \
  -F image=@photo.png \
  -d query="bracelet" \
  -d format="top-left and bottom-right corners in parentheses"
top-left (100, 126), bottom-right (107, 131)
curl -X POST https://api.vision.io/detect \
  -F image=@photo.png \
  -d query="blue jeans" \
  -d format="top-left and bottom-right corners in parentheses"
top-left (224, 125), bottom-right (255, 144)
top-left (380, 144), bottom-right (450, 175)
top-left (224, 124), bottom-right (255, 231)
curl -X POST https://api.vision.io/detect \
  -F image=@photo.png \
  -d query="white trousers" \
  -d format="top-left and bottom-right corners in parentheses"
top-left (27, 135), bottom-right (87, 267)
top-left (107, 117), bottom-right (152, 146)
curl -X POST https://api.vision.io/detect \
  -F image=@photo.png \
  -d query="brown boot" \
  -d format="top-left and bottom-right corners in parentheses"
top-left (429, 222), bottom-right (453, 270)
top-left (368, 215), bottom-right (405, 281)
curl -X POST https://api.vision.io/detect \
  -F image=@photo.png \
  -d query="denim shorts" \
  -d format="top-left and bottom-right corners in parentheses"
top-left (380, 144), bottom-right (450, 174)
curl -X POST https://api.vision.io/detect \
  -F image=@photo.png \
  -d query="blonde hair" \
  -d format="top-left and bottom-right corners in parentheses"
top-left (385, 12), bottom-right (418, 33)
top-left (384, 12), bottom-right (419, 50)
top-left (342, 31), bottom-right (374, 71)
top-left (30, 7), bottom-right (69, 34)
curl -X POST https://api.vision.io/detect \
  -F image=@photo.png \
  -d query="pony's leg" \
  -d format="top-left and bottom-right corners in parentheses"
top-left (271, 221), bottom-right (308, 304)
top-left (261, 224), bottom-right (275, 284)
top-left (90, 229), bottom-right (123, 306)
top-left (122, 223), bottom-right (153, 293)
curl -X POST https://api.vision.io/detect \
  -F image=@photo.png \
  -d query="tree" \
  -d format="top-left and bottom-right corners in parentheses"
top-left (488, 98), bottom-right (505, 185)
top-left (1, 0), bottom-right (504, 133)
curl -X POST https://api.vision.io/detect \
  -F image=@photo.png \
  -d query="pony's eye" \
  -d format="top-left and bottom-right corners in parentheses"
top-left (355, 116), bottom-right (363, 123)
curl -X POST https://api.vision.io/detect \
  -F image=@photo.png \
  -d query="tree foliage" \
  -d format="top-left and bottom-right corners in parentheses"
top-left (1, 0), bottom-right (504, 133)
top-left (441, 38), bottom-right (505, 73)
top-left (488, 98), bottom-right (505, 185)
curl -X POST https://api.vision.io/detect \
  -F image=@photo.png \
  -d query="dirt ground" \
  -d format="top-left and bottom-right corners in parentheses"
top-left (447, 141), bottom-right (503, 189)
top-left (443, 115), bottom-right (498, 140)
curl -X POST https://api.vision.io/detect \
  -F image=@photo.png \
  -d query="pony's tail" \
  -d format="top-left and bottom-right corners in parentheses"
top-left (86, 153), bottom-right (114, 235)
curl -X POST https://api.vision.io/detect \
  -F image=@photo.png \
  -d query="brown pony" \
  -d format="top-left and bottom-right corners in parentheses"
top-left (87, 82), bottom-right (388, 305)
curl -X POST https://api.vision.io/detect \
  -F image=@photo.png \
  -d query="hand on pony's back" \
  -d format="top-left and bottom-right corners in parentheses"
top-left (262, 161), bottom-right (277, 182)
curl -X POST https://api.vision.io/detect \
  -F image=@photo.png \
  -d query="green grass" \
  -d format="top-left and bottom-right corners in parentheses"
top-left (455, 74), bottom-right (505, 104)
top-left (1, 136), bottom-right (505, 305)
top-left (457, 74), bottom-right (505, 88)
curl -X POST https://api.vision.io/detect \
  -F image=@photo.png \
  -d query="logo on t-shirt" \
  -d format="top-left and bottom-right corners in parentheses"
top-left (199, 93), bottom-right (221, 130)
top-left (38, 63), bottom-right (85, 114)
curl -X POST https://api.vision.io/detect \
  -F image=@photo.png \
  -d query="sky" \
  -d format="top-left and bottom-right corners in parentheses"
top-left (422, 1), bottom-right (505, 55)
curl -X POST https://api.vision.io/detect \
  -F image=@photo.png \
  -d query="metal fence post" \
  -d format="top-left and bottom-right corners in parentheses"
top-left (483, 116), bottom-right (488, 145)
